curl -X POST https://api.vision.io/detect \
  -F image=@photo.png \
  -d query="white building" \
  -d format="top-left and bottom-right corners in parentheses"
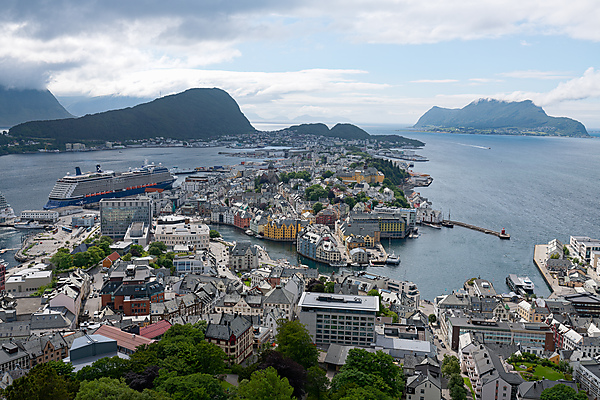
top-left (5, 264), bottom-right (52, 294)
top-left (20, 210), bottom-right (59, 223)
top-left (154, 221), bottom-right (209, 251)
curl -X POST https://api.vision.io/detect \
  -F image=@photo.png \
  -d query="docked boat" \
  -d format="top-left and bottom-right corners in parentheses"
top-left (245, 229), bottom-right (254, 236)
top-left (422, 222), bottom-right (442, 229)
top-left (386, 252), bottom-right (400, 265)
top-left (0, 192), bottom-right (16, 222)
top-left (14, 221), bottom-right (44, 229)
top-left (506, 274), bottom-right (535, 295)
top-left (44, 163), bottom-right (176, 209)
top-left (0, 259), bottom-right (6, 291)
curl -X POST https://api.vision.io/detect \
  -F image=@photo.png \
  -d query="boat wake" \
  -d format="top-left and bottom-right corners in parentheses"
top-left (455, 143), bottom-right (490, 150)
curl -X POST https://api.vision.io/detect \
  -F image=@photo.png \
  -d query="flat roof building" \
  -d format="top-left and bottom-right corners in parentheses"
top-left (298, 292), bottom-right (379, 348)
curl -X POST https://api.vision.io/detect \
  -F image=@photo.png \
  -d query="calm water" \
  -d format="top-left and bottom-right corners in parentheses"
top-left (1, 133), bottom-right (599, 299)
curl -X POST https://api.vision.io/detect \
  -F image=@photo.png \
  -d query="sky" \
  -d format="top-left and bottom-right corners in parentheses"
top-left (2, 1), bottom-right (600, 128)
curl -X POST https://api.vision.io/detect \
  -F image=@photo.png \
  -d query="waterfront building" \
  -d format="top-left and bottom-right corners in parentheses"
top-left (228, 241), bottom-right (260, 271)
top-left (349, 248), bottom-right (368, 264)
top-left (100, 198), bottom-right (152, 239)
top-left (263, 218), bottom-right (301, 241)
top-left (19, 210), bottom-right (59, 223)
top-left (296, 224), bottom-right (342, 265)
top-left (348, 207), bottom-right (416, 239)
top-left (570, 236), bottom-right (600, 264)
top-left (154, 221), bottom-right (209, 251)
top-left (234, 210), bottom-right (251, 229)
top-left (297, 292), bottom-right (379, 347)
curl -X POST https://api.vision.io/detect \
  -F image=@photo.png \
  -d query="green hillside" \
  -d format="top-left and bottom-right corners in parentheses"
top-left (0, 87), bottom-right (73, 128)
top-left (414, 99), bottom-right (589, 137)
top-left (9, 88), bottom-right (255, 142)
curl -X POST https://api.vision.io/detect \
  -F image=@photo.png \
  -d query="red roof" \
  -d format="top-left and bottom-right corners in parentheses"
top-left (106, 251), bottom-right (121, 262)
top-left (140, 320), bottom-right (172, 339)
top-left (94, 325), bottom-right (153, 352)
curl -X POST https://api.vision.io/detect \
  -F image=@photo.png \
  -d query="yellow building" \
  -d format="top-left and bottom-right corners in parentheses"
top-left (338, 167), bottom-right (384, 184)
top-left (263, 218), bottom-right (301, 241)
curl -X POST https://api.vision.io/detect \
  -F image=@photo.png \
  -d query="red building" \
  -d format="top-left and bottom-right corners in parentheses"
top-left (316, 208), bottom-right (338, 228)
top-left (100, 264), bottom-right (165, 316)
top-left (234, 210), bottom-right (251, 229)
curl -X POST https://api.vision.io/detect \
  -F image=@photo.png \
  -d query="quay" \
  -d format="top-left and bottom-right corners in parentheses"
top-left (532, 244), bottom-right (576, 298)
top-left (444, 220), bottom-right (510, 239)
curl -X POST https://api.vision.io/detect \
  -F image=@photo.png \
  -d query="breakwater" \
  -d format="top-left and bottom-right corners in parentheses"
top-left (444, 220), bottom-right (510, 239)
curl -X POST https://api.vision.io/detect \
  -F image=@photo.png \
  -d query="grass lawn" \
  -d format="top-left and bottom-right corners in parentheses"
top-left (464, 377), bottom-right (476, 399)
top-left (512, 362), bottom-right (565, 381)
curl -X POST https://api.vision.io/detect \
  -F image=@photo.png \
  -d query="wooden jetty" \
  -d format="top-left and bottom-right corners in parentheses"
top-left (443, 220), bottom-right (510, 239)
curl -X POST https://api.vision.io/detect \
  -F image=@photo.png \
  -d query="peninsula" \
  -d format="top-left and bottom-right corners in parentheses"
top-left (414, 98), bottom-right (589, 137)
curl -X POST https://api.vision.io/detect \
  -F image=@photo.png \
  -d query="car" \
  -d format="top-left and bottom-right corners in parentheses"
top-left (441, 342), bottom-right (446, 349)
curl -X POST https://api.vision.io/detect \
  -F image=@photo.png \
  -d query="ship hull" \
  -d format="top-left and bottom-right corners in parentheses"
top-left (44, 179), bottom-right (175, 209)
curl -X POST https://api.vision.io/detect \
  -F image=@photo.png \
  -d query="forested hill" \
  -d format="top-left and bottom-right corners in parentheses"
top-left (0, 86), bottom-right (73, 128)
top-left (414, 99), bottom-right (589, 137)
top-left (283, 123), bottom-right (425, 146)
top-left (9, 88), bottom-right (256, 142)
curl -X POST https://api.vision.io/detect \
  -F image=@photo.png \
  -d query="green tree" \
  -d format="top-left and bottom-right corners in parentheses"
top-left (448, 373), bottom-right (468, 400)
top-left (75, 377), bottom-right (169, 400)
top-left (313, 202), bottom-right (324, 214)
top-left (563, 245), bottom-right (570, 256)
top-left (325, 281), bottom-right (335, 293)
top-left (2, 362), bottom-right (79, 400)
top-left (237, 367), bottom-right (294, 400)
top-left (130, 244), bottom-right (144, 257)
top-left (209, 229), bottom-right (220, 238)
top-left (154, 371), bottom-right (226, 400)
top-left (540, 384), bottom-right (587, 400)
top-left (276, 320), bottom-right (319, 369)
top-left (344, 197), bottom-right (356, 209)
top-left (88, 246), bottom-right (106, 265)
top-left (428, 313), bottom-right (437, 324)
top-left (306, 366), bottom-right (329, 400)
top-left (73, 251), bottom-right (91, 268)
top-left (305, 185), bottom-right (328, 201)
top-left (322, 170), bottom-right (334, 179)
top-left (442, 355), bottom-right (461, 378)
top-left (332, 386), bottom-right (393, 400)
top-left (51, 247), bottom-right (73, 270)
top-left (149, 241), bottom-right (167, 256)
top-left (338, 349), bottom-right (403, 397)
top-left (75, 356), bottom-right (132, 382)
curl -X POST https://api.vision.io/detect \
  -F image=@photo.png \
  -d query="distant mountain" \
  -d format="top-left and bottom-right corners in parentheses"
top-left (0, 86), bottom-right (73, 128)
top-left (58, 94), bottom-right (153, 117)
top-left (10, 88), bottom-right (255, 142)
top-left (282, 122), bottom-right (424, 146)
top-left (414, 99), bottom-right (589, 137)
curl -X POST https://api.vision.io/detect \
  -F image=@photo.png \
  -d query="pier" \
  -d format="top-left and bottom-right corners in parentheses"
top-left (444, 220), bottom-right (510, 239)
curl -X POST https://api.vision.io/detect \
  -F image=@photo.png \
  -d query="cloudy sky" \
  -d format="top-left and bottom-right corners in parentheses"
top-left (2, 0), bottom-right (600, 128)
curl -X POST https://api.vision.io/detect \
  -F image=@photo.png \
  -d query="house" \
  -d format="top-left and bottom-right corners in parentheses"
top-left (102, 251), bottom-right (121, 269)
top-left (205, 313), bottom-right (253, 364)
top-left (406, 370), bottom-right (442, 400)
top-left (228, 241), bottom-right (260, 271)
top-left (139, 320), bottom-right (172, 340)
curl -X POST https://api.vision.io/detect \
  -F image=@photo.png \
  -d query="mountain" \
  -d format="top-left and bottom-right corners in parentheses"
top-left (9, 88), bottom-right (255, 142)
top-left (57, 94), bottom-right (153, 117)
top-left (414, 99), bottom-right (589, 137)
top-left (282, 122), bottom-right (424, 146)
top-left (0, 87), bottom-right (73, 128)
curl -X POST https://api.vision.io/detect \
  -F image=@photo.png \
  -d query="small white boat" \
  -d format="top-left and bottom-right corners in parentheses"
top-left (386, 252), bottom-right (400, 265)
top-left (14, 221), bottom-right (44, 229)
top-left (245, 229), bottom-right (254, 236)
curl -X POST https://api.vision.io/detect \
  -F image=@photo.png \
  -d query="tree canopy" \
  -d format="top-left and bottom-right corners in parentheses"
top-left (276, 320), bottom-right (319, 369)
top-left (237, 367), bottom-right (294, 400)
top-left (540, 384), bottom-right (587, 400)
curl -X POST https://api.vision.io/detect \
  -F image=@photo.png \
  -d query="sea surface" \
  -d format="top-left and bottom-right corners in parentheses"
top-left (1, 132), bottom-right (599, 300)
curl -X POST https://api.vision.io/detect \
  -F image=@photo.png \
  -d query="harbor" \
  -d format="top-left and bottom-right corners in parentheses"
top-left (443, 220), bottom-right (510, 239)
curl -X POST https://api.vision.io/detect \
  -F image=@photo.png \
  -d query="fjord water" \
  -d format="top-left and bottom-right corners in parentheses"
top-left (1, 132), bottom-right (599, 299)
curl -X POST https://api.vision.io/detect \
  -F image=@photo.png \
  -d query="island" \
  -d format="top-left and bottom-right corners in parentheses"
top-left (414, 98), bottom-right (589, 137)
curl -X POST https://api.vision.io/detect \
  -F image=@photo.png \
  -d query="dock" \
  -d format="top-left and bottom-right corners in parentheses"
top-left (444, 220), bottom-right (510, 239)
